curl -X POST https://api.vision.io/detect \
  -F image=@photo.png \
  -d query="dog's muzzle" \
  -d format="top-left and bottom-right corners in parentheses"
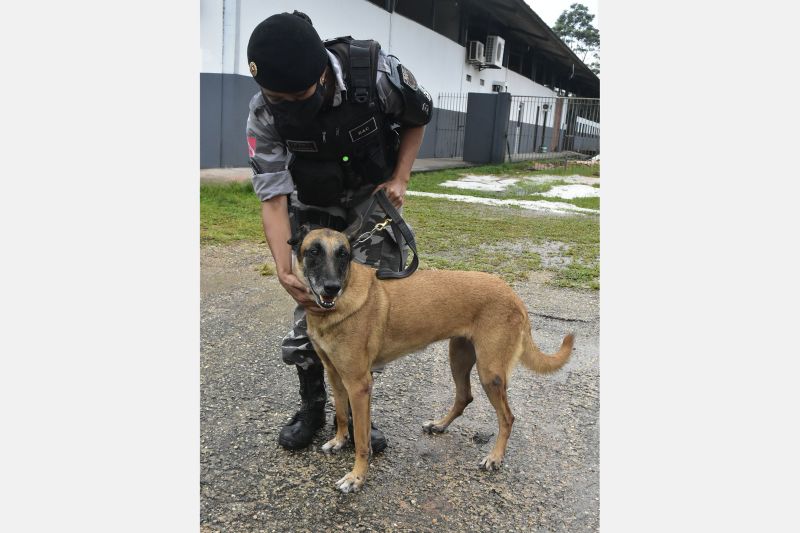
top-left (311, 285), bottom-right (341, 309)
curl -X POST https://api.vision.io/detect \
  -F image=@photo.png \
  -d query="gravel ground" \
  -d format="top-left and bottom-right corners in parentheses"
top-left (201, 242), bottom-right (599, 532)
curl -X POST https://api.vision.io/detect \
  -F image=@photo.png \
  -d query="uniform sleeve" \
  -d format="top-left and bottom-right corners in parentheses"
top-left (245, 93), bottom-right (295, 201)
top-left (375, 53), bottom-right (432, 127)
top-left (375, 53), bottom-right (406, 121)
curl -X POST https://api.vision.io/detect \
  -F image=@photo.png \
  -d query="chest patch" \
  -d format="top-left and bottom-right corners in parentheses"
top-left (286, 140), bottom-right (319, 153)
top-left (348, 117), bottom-right (378, 143)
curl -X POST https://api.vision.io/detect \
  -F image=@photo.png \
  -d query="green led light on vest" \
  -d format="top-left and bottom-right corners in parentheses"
top-left (342, 156), bottom-right (349, 162)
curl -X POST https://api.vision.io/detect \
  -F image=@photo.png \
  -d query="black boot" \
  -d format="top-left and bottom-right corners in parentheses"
top-left (333, 415), bottom-right (388, 454)
top-left (368, 422), bottom-right (388, 454)
top-left (278, 364), bottom-right (326, 450)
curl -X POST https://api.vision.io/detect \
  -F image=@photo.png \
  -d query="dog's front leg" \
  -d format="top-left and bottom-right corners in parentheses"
top-left (320, 363), bottom-right (350, 453)
top-left (335, 372), bottom-right (372, 493)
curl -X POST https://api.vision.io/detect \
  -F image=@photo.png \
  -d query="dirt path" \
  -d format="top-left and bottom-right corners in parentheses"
top-left (201, 242), bottom-right (599, 532)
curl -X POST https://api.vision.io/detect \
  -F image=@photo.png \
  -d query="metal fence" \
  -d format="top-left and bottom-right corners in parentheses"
top-left (430, 93), bottom-right (600, 172)
top-left (432, 93), bottom-right (468, 158)
top-left (506, 96), bottom-right (600, 163)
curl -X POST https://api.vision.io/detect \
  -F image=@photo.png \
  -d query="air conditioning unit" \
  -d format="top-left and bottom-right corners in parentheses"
top-left (467, 41), bottom-right (485, 64)
top-left (484, 35), bottom-right (505, 67)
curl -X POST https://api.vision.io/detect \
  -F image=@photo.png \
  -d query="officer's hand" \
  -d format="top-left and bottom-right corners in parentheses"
top-left (375, 175), bottom-right (408, 209)
top-left (278, 272), bottom-right (332, 315)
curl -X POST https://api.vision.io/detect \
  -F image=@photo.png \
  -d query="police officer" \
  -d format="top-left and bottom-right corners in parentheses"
top-left (245, 11), bottom-right (432, 452)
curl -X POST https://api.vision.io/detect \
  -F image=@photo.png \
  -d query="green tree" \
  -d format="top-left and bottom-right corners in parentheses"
top-left (553, 3), bottom-right (600, 75)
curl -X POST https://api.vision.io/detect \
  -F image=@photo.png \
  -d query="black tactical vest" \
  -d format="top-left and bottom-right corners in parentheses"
top-left (270, 37), bottom-right (399, 207)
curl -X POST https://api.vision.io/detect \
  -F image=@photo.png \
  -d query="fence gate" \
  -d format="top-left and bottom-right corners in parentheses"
top-left (433, 93), bottom-right (468, 158)
top-left (506, 96), bottom-right (600, 162)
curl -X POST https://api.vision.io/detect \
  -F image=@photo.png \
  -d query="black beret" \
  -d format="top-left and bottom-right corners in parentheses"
top-left (246, 12), bottom-right (328, 93)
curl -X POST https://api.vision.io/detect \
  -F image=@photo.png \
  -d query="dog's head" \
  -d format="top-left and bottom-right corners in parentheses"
top-left (288, 218), bottom-right (364, 310)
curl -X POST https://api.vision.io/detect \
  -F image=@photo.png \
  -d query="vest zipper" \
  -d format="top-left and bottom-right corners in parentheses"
top-left (322, 131), bottom-right (326, 143)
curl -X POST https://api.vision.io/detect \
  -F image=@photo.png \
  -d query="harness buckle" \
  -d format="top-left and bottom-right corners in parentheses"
top-left (353, 87), bottom-right (369, 103)
top-left (353, 217), bottom-right (393, 246)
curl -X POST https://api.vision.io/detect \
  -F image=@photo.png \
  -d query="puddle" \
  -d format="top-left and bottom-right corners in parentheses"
top-left (542, 184), bottom-right (599, 199)
top-left (439, 174), bottom-right (599, 193)
top-left (478, 240), bottom-right (573, 269)
top-left (406, 190), bottom-right (597, 214)
top-left (439, 175), bottom-right (520, 191)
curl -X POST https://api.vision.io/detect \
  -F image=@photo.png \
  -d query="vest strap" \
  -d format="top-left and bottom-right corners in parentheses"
top-left (348, 40), bottom-right (375, 104)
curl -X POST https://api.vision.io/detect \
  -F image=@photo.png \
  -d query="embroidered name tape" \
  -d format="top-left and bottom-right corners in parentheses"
top-left (286, 140), bottom-right (319, 153)
top-left (348, 117), bottom-right (378, 143)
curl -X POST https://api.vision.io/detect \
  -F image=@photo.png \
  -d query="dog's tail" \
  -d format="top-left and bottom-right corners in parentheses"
top-left (520, 332), bottom-right (574, 374)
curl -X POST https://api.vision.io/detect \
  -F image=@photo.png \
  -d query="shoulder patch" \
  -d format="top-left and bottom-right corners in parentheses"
top-left (399, 64), bottom-right (417, 90)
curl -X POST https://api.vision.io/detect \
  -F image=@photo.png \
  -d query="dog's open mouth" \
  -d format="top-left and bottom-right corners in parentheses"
top-left (313, 292), bottom-right (337, 310)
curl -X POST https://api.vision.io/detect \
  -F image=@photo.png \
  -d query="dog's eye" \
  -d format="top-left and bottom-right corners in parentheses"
top-left (306, 248), bottom-right (320, 257)
top-left (336, 248), bottom-right (349, 258)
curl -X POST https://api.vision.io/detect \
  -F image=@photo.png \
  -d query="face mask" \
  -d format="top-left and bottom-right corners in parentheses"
top-left (268, 81), bottom-right (326, 126)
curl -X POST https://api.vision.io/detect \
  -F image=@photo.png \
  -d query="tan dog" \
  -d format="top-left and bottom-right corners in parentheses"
top-left (292, 225), bottom-right (574, 493)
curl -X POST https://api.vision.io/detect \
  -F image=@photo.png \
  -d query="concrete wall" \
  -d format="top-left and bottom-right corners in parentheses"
top-left (199, 74), bottom-right (222, 168)
top-left (388, 13), bottom-right (468, 98)
top-left (200, 73), bottom-right (260, 168)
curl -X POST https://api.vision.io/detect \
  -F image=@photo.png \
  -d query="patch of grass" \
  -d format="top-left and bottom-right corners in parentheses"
top-left (506, 179), bottom-right (570, 195)
top-left (567, 196), bottom-right (600, 210)
top-left (421, 249), bottom-right (542, 282)
top-left (532, 161), bottom-right (600, 178)
top-left (555, 241), bottom-right (600, 290)
top-left (410, 161), bottom-right (535, 193)
top-left (258, 262), bottom-right (275, 276)
top-left (200, 181), bottom-right (263, 244)
top-left (409, 161), bottom-right (599, 203)
top-left (524, 194), bottom-right (600, 211)
top-left (199, 166), bottom-right (600, 289)
top-left (403, 195), bottom-right (598, 289)
top-left (404, 195), bottom-right (597, 249)
top-left (555, 262), bottom-right (600, 290)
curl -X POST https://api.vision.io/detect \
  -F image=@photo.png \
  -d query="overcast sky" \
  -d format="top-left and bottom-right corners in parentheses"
top-left (522, 0), bottom-right (600, 33)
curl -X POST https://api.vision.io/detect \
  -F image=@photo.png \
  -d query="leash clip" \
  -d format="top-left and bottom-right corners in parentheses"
top-left (353, 217), bottom-right (393, 246)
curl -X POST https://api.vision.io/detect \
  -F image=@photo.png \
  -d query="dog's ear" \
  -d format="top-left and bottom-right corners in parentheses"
top-left (288, 223), bottom-right (312, 249)
top-left (343, 215), bottom-right (365, 244)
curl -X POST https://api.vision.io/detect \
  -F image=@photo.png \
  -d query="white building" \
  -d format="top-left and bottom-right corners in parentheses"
top-left (201, 0), bottom-right (599, 167)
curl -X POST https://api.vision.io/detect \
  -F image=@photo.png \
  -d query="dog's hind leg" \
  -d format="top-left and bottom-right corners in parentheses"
top-left (423, 337), bottom-right (476, 434)
top-left (475, 346), bottom-right (516, 471)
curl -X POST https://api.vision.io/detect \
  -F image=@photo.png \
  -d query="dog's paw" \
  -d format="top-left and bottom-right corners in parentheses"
top-left (422, 420), bottom-right (447, 434)
top-left (335, 471), bottom-right (365, 493)
top-left (479, 454), bottom-right (504, 471)
top-left (321, 437), bottom-right (347, 453)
